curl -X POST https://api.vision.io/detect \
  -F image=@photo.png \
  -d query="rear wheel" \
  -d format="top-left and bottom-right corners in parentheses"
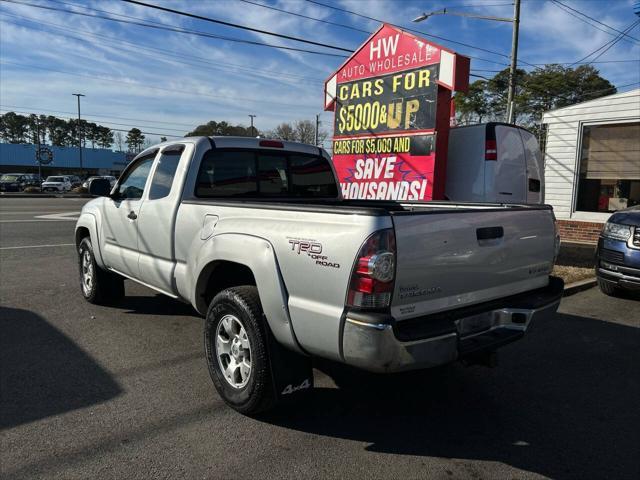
top-left (597, 278), bottom-right (620, 297)
top-left (78, 237), bottom-right (125, 304)
top-left (204, 286), bottom-right (277, 415)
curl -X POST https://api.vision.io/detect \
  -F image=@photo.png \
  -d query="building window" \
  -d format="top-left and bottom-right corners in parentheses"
top-left (576, 122), bottom-right (640, 213)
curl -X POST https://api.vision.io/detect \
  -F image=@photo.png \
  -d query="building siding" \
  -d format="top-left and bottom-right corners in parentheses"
top-left (542, 89), bottom-right (640, 243)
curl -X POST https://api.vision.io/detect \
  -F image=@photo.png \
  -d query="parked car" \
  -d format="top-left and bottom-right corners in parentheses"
top-left (69, 175), bottom-right (83, 188)
top-left (446, 123), bottom-right (544, 204)
top-left (76, 136), bottom-right (563, 414)
top-left (24, 174), bottom-right (43, 187)
top-left (42, 176), bottom-right (72, 192)
top-left (595, 205), bottom-right (640, 296)
top-left (0, 173), bottom-right (30, 192)
top-left (83, 176), bottom-right (116, 189)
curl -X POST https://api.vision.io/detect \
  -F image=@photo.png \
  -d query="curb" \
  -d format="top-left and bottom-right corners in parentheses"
top-left (563, 277), bottom-right (597, 297)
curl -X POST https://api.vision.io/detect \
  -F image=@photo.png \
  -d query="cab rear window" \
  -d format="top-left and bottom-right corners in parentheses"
top-left (195, 149), bottom-right (337, 198)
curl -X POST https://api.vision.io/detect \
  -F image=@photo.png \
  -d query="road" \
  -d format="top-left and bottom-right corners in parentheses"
top-left (1, 197), bottom-right (639, 480)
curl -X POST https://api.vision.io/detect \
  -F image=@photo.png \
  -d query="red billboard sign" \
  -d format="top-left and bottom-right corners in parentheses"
top-left (325, 24), bottom-right (469, 201)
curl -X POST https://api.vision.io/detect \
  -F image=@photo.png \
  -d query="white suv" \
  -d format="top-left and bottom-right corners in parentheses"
top-left (42, 176), bottom-right (72, 192)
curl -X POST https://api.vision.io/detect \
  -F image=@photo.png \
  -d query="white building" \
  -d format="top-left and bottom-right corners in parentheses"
top-left (542, 88), bottom-right (640, 243)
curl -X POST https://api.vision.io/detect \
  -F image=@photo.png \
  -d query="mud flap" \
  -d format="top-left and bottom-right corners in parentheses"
top-left (267, 333), bottom-right (314, 403)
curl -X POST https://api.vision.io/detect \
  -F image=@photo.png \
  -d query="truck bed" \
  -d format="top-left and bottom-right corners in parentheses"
top-left (183, 197), bottom-right (552, 215)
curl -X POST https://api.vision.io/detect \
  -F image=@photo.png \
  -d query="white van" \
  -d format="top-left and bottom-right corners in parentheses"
top-left (445, 123), bottom-right (544, 204)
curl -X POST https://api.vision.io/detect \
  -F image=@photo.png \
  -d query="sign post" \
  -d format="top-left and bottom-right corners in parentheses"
top-left (324, 24), bottom-right (469, 201)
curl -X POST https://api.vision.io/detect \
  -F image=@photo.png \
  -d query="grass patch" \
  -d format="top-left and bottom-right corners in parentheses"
top-left (553, 265), bottom-right (594, 285)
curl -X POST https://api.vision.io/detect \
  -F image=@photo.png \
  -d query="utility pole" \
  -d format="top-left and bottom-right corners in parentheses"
top-left (72, 93), bottom-right (85, 175)
top-left (413, 1), bottom-right (521, 123)
top-left (506, 0), bottom-right (521, 124)
top-left (314, 114), bottom-right (320, 146)
top-left (248, 114), bottom-right (256, 137)
top-left (36, 118), bottom-right (41, 182)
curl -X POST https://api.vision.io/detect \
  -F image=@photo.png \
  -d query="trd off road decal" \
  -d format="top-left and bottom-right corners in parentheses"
top-left (287, 238), bottom-right (340, 269)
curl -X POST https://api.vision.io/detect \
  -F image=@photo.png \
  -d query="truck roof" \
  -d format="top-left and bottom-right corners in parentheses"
top-left (195, 136), bottom-right (324, 157)
top-left (134, 136), bottom-right (327, 163)
top-left (451, 122), bottom-right (534, 134)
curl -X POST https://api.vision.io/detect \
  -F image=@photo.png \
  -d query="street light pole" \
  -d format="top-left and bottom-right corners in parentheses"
top-left (413, 0), bottom-right (521, 124)
top-left (248, 114), bottom-right (256, 137)
top-left (506, 0), bottom-right (521, 124)
top-left (315, 114), bottom-right (320, 146)
top-left (72, 93), bottom-right (85, 174)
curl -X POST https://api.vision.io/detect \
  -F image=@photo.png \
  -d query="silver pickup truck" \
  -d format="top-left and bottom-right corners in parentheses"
top-left (76, 136), bottom-right (563, 414)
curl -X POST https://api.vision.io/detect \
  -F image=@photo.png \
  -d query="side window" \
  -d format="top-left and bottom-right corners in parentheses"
top-left (289, 154), bottom-right (337, 197)
top-left (149, 146), bottom-right (183, 200)
top-left (196, 150), bottom-right (257, 197)
top-left (116, 155), bottom-right (155, 200)
top-left (258, 154), bottom-right (287, 195)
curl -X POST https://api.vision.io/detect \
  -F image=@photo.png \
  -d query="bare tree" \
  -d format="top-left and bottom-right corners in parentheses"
top-left (294, 120), bottom-right (316, 144)
top-left (270, 122), bottom-right (296, 141)
top-left (268, 120), bottom-right (327, 145)
top-left (114, 132), bottom-right (124, 152)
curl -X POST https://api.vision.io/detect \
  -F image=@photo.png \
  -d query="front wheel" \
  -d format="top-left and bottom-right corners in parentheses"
top-left (78, 237), bottom-right (124, 304)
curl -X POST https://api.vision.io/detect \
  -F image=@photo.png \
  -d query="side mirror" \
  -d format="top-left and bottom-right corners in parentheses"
top-left (89, 178), bottom-right (112, 197)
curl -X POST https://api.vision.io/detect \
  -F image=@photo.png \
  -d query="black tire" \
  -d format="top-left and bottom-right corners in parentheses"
top-left (78, 237), bottom-right (125, 304)
top-left (597, 278), bottom-right (619, 297)
top-left (204, 286), bottom-right (277, 415)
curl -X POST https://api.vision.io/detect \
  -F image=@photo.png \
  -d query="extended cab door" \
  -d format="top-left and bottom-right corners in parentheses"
top-left (137, 144), bottom-right (191, 294)
top-left (100, 152), bottom-right (156, 278)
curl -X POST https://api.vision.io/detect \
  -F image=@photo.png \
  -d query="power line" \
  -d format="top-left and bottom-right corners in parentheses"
top-left (119, 0), bottom-right (353, 53)
top-left (301, 0), bottom-right (560, 72)
top-left (550, 0), bottom-right (639, 44)
top-left (2, 0), bottom-right (511, 67)
top-left (570, 20), bottom-right (640, 67)
top-left (0, 60), bottom-right (319, 110)
top-left (531, 59), bottom-right (640, 65)
top-left (0, 0), bottom-right (348, 58)
top-left (0, 109), bottom-right (182, 138)
top-left (0, 12), bottom-right (326, 84)
top-left (302, 0), bottom-right (513, 61)
top-left (0, 107), bottom-right (186, 135)
top-left (229, 0), bottom-right (515, 67)
top-left (0, 104), bottom-right (197, 129)
top-left (235, 0), bottom-right (369, 34)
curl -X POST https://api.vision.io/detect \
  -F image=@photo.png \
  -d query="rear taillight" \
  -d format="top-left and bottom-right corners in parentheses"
top-left (485, 139), bottom-right (497, 160)
top-left (347, 229), bottom-right (396, 309)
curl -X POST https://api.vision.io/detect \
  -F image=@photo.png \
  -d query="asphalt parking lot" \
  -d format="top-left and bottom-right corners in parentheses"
top-left (1, 197), bottom-right (639, 480)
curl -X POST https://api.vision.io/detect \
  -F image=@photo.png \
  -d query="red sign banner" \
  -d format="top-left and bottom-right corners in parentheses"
top-left (325, 24), bottom-right (469, 201)
top-left (333, 134), bottom-right (434, 201)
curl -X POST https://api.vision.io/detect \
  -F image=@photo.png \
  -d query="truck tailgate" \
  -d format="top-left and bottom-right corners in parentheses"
top-left (390, 207), bottom-right (556, 320)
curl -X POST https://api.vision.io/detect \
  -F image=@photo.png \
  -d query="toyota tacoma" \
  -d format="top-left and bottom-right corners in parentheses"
top-left (75, 136), bottom-right (563, 414)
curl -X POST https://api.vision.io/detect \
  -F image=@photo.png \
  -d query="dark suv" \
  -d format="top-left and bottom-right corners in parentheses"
top-left (0, 173), bottom-right (29, 192)
top-left (595, 206), bottom-right (640, 296)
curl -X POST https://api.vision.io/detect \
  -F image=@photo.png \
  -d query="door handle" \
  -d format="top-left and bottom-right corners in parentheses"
top-left (476, 226), bottom-right (504, 241)
top-left (127, 211), bottom-right (137, 220)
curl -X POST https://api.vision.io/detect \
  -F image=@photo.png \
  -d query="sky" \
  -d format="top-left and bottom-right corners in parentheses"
top-left (0, 0), bottom-right (639, 149)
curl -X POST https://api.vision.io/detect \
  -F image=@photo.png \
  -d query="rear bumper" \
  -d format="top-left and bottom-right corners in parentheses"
top-left (341, 276), bottom-right (564, 373)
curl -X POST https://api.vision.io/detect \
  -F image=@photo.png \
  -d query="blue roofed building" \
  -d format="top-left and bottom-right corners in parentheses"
top-left (0, 142), bottom-right (131, 177)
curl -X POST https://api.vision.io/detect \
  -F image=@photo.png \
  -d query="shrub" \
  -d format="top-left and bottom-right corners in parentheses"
top-left (72, 186), bottom-right (89, 194)
top-left (23, 186), bottom-right (41, 193)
